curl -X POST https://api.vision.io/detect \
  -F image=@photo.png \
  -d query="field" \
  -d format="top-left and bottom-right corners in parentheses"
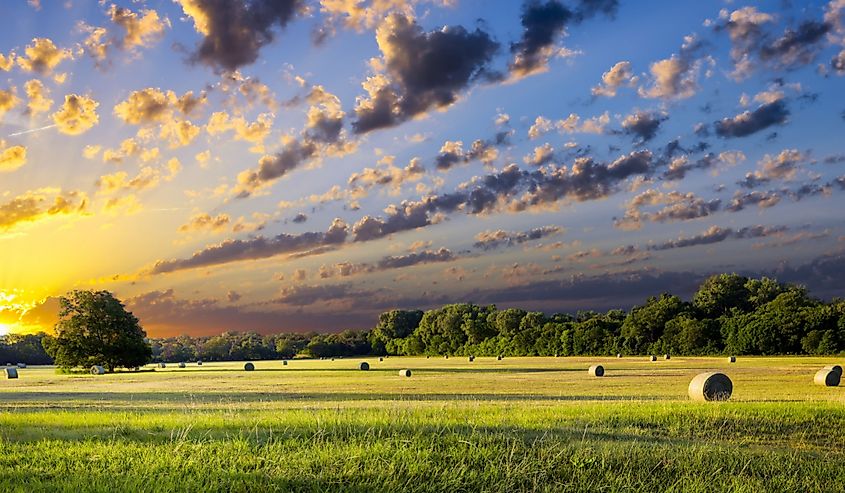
top-left (1, 356), bottom-right (844, 492)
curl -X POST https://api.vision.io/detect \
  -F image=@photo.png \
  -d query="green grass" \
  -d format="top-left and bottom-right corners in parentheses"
top-left (1, 356), bottom-right (843, 492)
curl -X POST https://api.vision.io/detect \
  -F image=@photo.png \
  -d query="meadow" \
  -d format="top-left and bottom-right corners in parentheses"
top-left (1, 356), bottom-right (844, 492)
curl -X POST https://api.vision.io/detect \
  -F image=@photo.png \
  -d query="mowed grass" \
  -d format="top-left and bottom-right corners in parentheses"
top-left (1, 356), bottom-right (844, 492)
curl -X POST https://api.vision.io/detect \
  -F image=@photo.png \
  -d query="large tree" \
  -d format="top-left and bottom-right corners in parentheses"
top-left (43, 290), bottom-right (151, 371)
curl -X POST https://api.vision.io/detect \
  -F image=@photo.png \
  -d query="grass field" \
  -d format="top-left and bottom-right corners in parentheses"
top-left (1, 356), bottom-right (844, 492)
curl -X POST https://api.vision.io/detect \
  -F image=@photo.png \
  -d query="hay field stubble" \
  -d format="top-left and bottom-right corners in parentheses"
top-left (1, 356), bottom-right (844, 492)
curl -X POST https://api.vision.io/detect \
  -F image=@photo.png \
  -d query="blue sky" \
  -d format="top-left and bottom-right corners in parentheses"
top-left (1, 0), bottom-right (844, 336)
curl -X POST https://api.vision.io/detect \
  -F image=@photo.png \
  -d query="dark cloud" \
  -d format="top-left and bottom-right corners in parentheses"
top-left (181, 0), bottom-right (303, 71)
top-left (292, 213), bottom-right (308, 223)
top-left (435, 131), bottom-right (509, 170)
top-left (377, 248), bottom-right (455, 269)
top-left (663, 154), bottom-right (718, 181)
top-left (649, 224), bottom-right (787, 250)
top-left (621, 110), bottom-right (667, 143)
top-left (235, 139), bottom-right (317, 197)
top-left (714, 100), bottom-right (789, 138)
top-left (726, 190), bottom-right (782, 212)
top-left (149, 219), bottom-right (348, 274)
top-left (510, 0), bottom-right (618, 77)
top-left (352, 14), bottom-right (500, 133)
top-left (273, 283), bottom-right (380, 307)
top-left (473, 225), bottom-right (562, 250)
top-left (759, 20), bottom-right (830, 69)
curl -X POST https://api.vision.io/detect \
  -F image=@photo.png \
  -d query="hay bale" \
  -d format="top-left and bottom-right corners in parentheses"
top-left (617, 353), bottom-right (622, 358)
top-left (815, 369), bottom-right (841, 387)
top-left (158, 362), bottom-right (166, 368)
top-left (444, 355), bottom-right (449, 360)
top-left (728, 356), bottom-right (736, 363)
top-left (359, 362), bottom-right (370, 371)
top-left (379, 357), bottom-right (384, 362)
top-left (426, 356), bottom-right (430, 359)
top-left (5, 367), bottom-right (18, 379)
top-left (244, 362), bottom-right (255, 371)
top-left (399, 369), bottom-right (412, 377)
top-left (468, 356), bottom-right (475, 362)
top-left (197, 360), bottom-right (202, 366)
top-left (649, 355), bottom-right (657, 362)
top-left (90, 365), bottom-right (105, 375)
top-left (822, 365), bottom-right (842, 376)
top-left (178, 362), bottom-right (186, 368)
top-left (664, 354), bottom-right (671, 360)
top-left (16, 363), bottom-right (26, 369)
top-left (497, 355), bottom-right (503, 361)
top-left (588, 365), bottom-right (605, 377)
top-left (688, 372), bottom-right (733, 401)
top-left (283, 360), bottom-right (288, 366)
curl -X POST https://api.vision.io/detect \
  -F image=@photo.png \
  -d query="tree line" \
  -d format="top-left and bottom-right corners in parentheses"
top-left (1, 274), bottom-right (843, 366)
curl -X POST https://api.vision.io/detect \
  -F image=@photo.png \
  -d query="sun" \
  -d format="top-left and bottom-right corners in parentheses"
top-left (0, 323), bottom-right (9, 336)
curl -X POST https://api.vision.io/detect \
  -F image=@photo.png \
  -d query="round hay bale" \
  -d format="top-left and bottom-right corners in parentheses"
top-left (617, 353), bottom-right (622, 358)
top-left (688, 372), bottom-right (733, 402)
top-left (244, 362), bottom-right (255, 371)
top-left (426, 356), bottom-right (430, 359)
top-left (197, 360), bottom-right (202, 366)
top-left (815, 369), bottom-right (841, 387)
top-left (158, 362), bottom-right (166, 368)
top-left (283, 360), bottom-right (288, 366)
top-left (359, 362), bottom-right (370, 371)
top-left (5, 367), bottom-right (18, 379)
top-left (444, 355), bottom-right (449, 360)
top-left (822, 365), bottom-right (842, 376)
top-left (728, 356), bottom-right (736, 363)
top-left (178, 362), bottom-right (186, 368)
top-left (664, 354), bottom-right (671, 360)
top-left (468, 356), bottom-right (475, 362)
top-left (5, 363), bottom-right (11, 366)
top-left (649, 355), bottom-right (657, 362)
top-left (399, 369), bottom-right (412, 377)
top-left (90, 365), bottom-right (105, 375)
top-left (588, 365), bottom-right (605, 377)
top-left (497, 355), bottom-right (503, 361)
top-left (331, 358), bottom-right (335, 362)
top-left (16, 363), bottom-right (26, 369)
top-left (379, 357), bottom-right (384, 362)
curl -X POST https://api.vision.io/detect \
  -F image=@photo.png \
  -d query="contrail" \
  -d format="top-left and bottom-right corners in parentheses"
top-left (7, 123), bottom-right (57, 137)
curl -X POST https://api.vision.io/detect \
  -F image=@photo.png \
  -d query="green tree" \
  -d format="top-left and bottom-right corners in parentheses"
top-left (44, 290), bottom-right (151, 371)
top-left (621, 294), bottom-right (687, 352)
top-left (692, 274), bottom-right (750, 318)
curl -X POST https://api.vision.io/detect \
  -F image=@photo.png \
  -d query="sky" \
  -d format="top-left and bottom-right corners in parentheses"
top-left (0, 0), bottom-right (844, 337)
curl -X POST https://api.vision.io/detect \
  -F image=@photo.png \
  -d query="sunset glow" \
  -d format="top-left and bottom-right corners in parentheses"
top-left (1, 1), bottom-right (844, 337)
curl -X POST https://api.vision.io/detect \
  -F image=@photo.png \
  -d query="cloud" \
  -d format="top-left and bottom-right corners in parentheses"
top-left (714, 100), bottom-right (789, 138)
top-left (107, 4), bottom-right (169, 50)
top-left (591, 60), bottom-right (637, 97)
top-left (523, 143), bottom-right (555, 166)
top-left (0, 141), bottom-right (27, 172)
top-left (178, 212), bottom-right (231, 233)
top-left (621, 110), bottom-right (667, 142)
top-left (176, 0), bottom-right (303, 71)
top-left (148, 218), bottom-right (348, 274)
top-left (509, 0), bottom-right (617, 78)
top-left (649, 224), bottom-right (787, 250)
top-left (725, 190), bottom-right (781, 212)
top-left (616, 189), bottom-right (721, 230)
top-left (291, 213), bottom-right (307, 223)
top-left (16, 38), bottom-right (72, 74)
top-left (0, 88), bottom-right (20, 119)
top-left (348, 156), bottom-right (426, 195)
top-left (528, 112), bottom-right (609, 138)
top-left (474, 225), bottom-right (562, 250)
top-left (23, 79), bottom-right (52, 116)
top-left (352, 13), bottom-right (499, 133)
top-left (435, 132), bottom-right (508, 170)
top-left (114, 88), bottom-right (206, 125)
top-left (638, 35), bottom-right (709, 100)
top-left (0, 188), bottom-right (87, 232)
top-left (51, 94), bottom-right (100, 135)
top-left (234, 139), bottom-right (318, 197)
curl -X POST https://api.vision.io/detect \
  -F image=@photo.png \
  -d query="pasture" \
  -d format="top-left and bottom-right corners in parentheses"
top-left (1, 356), bottom-right (844, 492)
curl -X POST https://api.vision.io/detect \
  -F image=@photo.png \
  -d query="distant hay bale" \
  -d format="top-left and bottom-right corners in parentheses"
top-left (16, 363), bottom-right (26, 369)
top-left (90, 365), bottom-right (105, 375)
top-left (379, 357), bottom-right (384, 362)
top-left (399, 369), bottom-right (412, 377)
top-left (5, 367), bottom-right (18, 379)
top-left (649, 355), bottom-right (657, 362)
top-left (664, 354), bottom-right (671, 360)
top-left (359, 362), bottom-right (370, 371)
top-left (617, 353), bottom-right (622, 358)
top-left (728, 356), bottom-right (736, 363)
top-left (815, 369), bottom-right (841, 387)
top-left (133, 367), bottom-right (140, 372)
top-left (822, 365), bottom-right (842, 376)
top-left (426, 356), bottom-right (430, 359)
top-left (282, 360), bottom-right (288, 366)
top-left (497, 355), bottom-right (503, 361)
top-left (444, 355), bottom-right (449, 359)
top-left (468, 356), bottom-right (475, 362)
top-left (688, 372), bottom-right (733, 401)
top-left (588, 365), bottom-right (605, 377)
top-left (178, 362), bottom-right (186, 368)
top-left (244, 362), bottom-right (255, 371)
top-left (158, 363), bottom-right (166, 368)
top-left (197, 360), bottom-right (202, 366)
top-left (331, 358), bottom-right (335, 362)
